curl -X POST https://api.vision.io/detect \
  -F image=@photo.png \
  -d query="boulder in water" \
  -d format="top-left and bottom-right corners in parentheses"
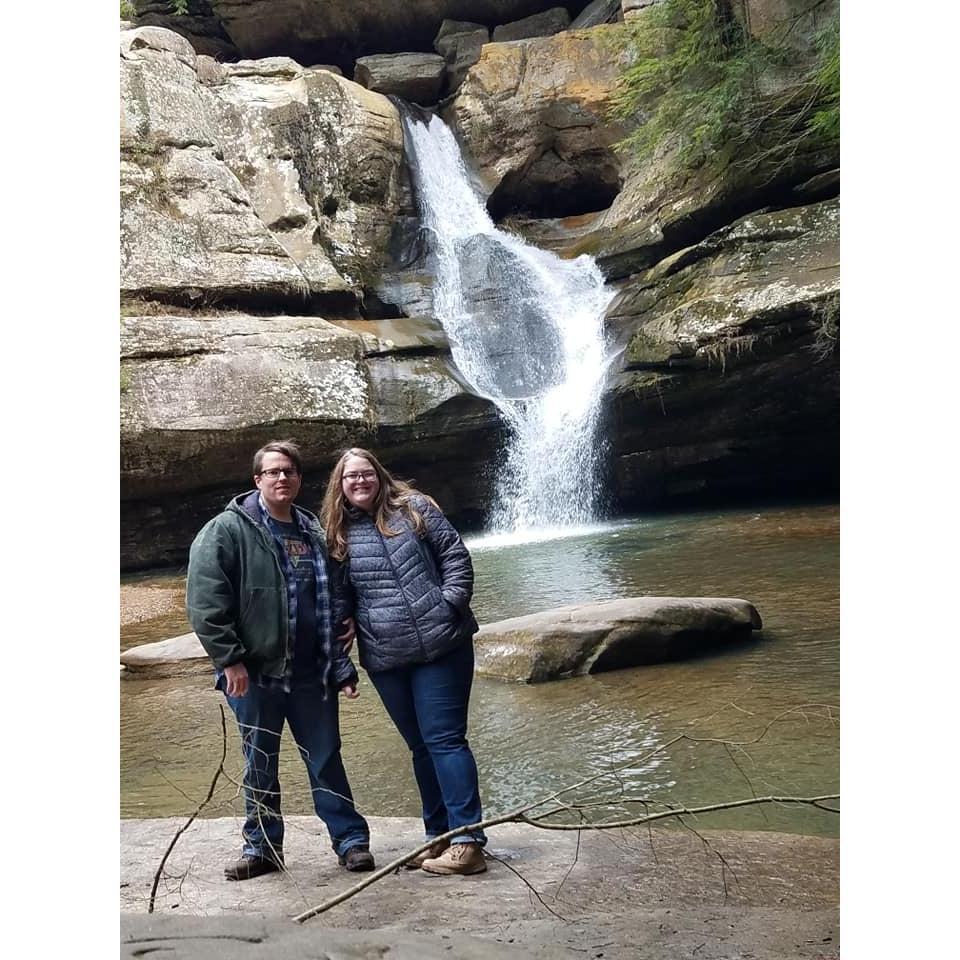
top-left (474, 597), bottom-right (763, 682)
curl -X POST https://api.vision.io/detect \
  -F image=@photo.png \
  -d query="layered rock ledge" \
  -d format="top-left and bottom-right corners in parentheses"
top-left (474, 596), bottom-right (762, 682)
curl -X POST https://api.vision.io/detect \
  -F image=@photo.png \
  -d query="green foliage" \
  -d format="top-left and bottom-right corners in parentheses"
top-left (120, 0), bottom-right (189, 18)
top-left (808, 15), bottom-right (840, 144)
top-left (609, 0), bottom-right (768, 169)
top-left (609, 0), bottom-right (839, 175)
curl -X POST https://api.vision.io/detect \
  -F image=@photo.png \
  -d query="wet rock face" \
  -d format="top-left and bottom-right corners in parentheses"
top-left (455, 235), bottom-right (566, 398)
top-left (206, 1), bottom-right (594, 71)
top-left (602, 198), bottom-right (840, 508)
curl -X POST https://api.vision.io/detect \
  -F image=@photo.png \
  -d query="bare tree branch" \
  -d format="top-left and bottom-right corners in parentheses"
top-left (522, 795), bottom-right (839, 831)
top-left (149, 705), bottom-right (228, 913)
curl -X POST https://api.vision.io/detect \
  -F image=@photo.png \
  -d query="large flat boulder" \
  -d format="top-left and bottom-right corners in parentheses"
top-left (120, 815), bottom-right (838, 959)
top-left (474, 596), bottom-right (762, 682)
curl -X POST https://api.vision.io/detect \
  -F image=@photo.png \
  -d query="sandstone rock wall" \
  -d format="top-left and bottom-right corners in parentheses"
top-left (121, 27), bottom-right (407, 309)
top-left (444, 27), bottom-right (627, 218)
top-left (120, 311), bottom-right (505, 568)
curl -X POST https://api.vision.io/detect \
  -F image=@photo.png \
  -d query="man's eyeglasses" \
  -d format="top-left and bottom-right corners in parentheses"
top-left (343, 470), bottom-right (377, 482)
top-left (259, 468), bottom-right (299, 479)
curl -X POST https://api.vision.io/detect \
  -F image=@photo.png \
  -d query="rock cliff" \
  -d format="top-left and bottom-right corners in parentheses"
top-left (119, 1), bottom-right (838, 569)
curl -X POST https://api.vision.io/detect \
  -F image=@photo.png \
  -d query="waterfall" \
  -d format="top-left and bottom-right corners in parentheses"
top-left (400, 112), bottom-right (615, 534)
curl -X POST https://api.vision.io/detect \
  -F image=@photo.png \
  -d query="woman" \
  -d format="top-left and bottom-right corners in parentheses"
top-left (321, 447), bottom-right (487, 875)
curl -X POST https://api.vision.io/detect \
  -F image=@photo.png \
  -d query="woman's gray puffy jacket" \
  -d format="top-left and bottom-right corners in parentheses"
top-left (337, 495), bottom-right (479, 674)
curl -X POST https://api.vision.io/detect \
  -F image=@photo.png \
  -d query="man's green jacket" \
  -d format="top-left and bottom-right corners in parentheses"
top-left (186, 491), bottom-right (357, 688)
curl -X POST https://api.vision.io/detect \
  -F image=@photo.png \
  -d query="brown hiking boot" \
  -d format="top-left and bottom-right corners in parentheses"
top-left (421, 841), bottom-right (487, 875)
top-left (224, 853), bottom-right (283, 881)
top-left (338, 845), bottom-right (375, 872)
top-left (404, 837), bottom-right (451, 870)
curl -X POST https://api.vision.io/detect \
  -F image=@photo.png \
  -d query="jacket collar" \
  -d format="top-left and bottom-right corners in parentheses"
top-left (228, 490), bottom-right (322, 535)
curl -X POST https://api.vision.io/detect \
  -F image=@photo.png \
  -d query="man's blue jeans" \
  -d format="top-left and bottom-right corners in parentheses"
top-left (224, 681), bottom-right (370, 860)
top-left (369, 640), bottom-right (486, 845)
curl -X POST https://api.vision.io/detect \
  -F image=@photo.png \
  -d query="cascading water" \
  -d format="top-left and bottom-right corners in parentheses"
top-left (400, 112), bottom-right (615, 534)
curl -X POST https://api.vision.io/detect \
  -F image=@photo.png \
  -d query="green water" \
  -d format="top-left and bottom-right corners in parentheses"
top-left (120, 503), bottom-right (839, 836)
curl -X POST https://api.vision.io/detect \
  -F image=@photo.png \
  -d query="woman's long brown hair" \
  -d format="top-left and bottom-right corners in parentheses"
top-left (320, 447), bottom-right (439, 561)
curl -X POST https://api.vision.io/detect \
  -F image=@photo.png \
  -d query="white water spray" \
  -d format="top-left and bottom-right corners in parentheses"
top-left (401, 113), bottom-right (615, 533)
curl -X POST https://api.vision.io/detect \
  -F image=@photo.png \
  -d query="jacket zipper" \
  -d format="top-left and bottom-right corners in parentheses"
top-left (257, 522), bottom-right (293, 679)
top-left (374, 521), bottom-right (427, 661)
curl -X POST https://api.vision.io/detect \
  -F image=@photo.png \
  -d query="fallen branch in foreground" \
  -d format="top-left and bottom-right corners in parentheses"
top-left (292, 792), bottom-right (838, 923)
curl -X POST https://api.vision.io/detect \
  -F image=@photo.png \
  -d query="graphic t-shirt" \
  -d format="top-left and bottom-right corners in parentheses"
top-left (273, 519), bottom-right (319, 684)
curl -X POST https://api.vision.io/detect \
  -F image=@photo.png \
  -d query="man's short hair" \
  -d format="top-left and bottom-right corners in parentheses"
top-left (253, 440), bottom-right (303, 476)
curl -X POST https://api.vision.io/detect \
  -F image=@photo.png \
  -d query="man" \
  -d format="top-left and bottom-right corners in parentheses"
top-left (186, 440), bottom-right (375, 881)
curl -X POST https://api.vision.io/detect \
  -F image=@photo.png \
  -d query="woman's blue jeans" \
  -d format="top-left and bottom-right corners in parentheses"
top-left (369, 640), bottom-right (486, 845)
top-left (224, 681), bottom-right (370, 860)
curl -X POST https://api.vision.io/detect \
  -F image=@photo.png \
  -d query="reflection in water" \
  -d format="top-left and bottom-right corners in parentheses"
top-left (121, 504), bottom-right (839, 836)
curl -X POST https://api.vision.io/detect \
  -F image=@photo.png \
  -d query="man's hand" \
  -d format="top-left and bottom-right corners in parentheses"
top-left (223, 662), bottom-right (249, 698)
top-left (337, 616), bottom-right (356, 655)
top-left (340, 683), bottom-right (359, 700)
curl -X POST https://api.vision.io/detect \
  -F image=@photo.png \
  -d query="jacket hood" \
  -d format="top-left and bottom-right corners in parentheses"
top-left (226, 490), bottom-right (322, 531)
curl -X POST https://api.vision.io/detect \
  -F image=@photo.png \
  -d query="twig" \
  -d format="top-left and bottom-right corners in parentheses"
top-left (675, 814), bottom-right (741, 901)
top-left (483, 849), bottom-right (571, 922)
top-left (148, 705), bottom-right (228, 913)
